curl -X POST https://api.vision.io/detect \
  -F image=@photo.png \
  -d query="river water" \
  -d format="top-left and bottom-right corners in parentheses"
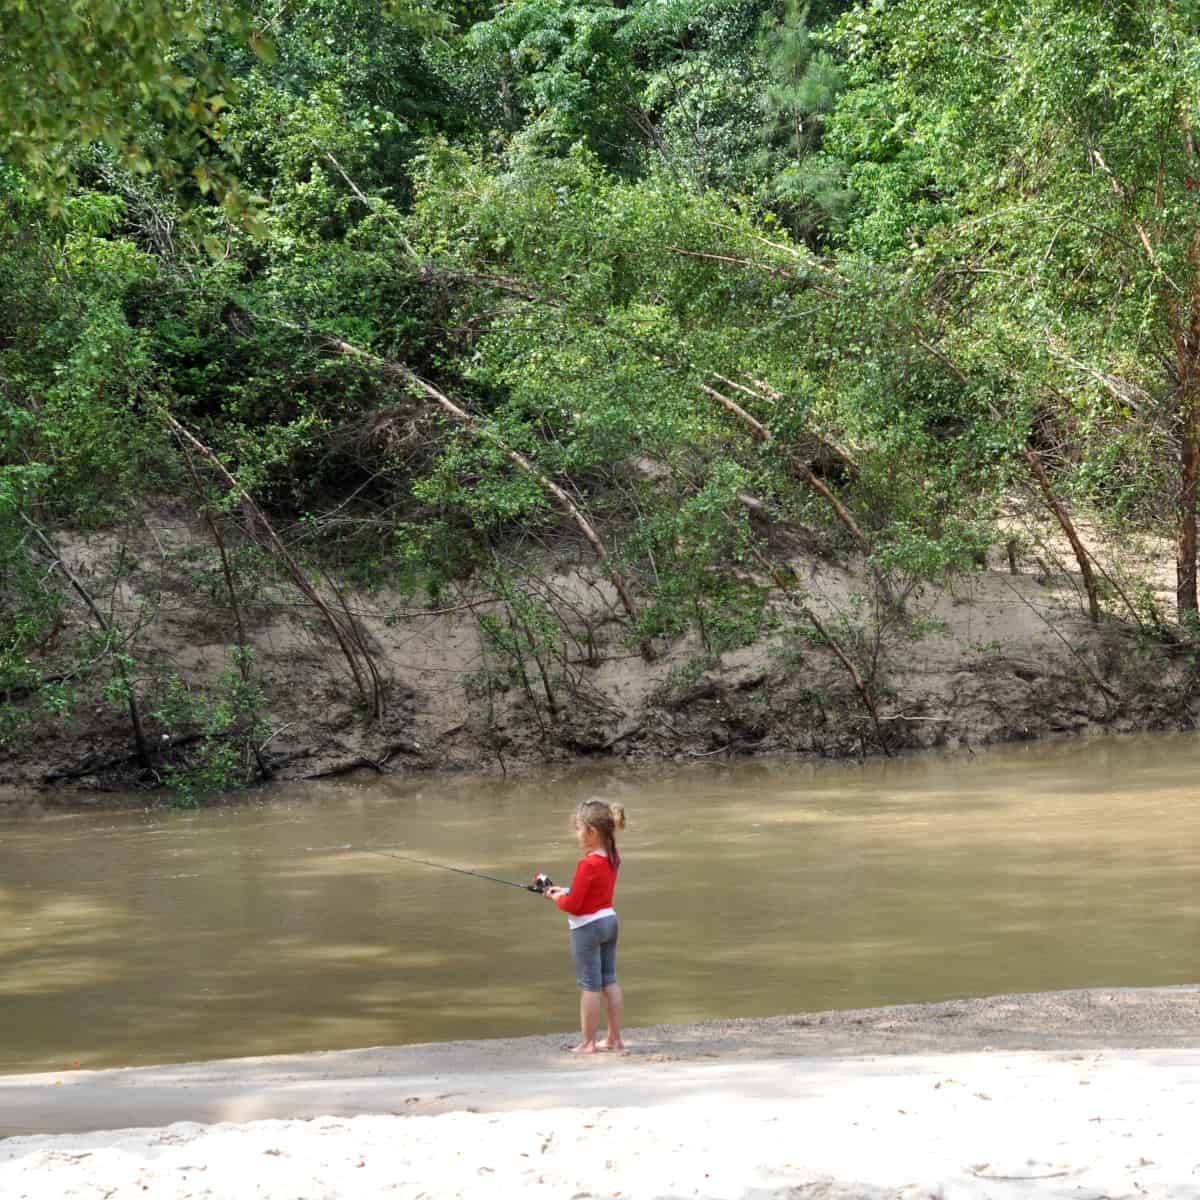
top-left (2, 734), bottom-right (1198, 1074)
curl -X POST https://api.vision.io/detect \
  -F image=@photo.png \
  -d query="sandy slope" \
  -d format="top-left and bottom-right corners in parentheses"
top-left (2, 987), bottom-right (1198, 1199)
top-left (10, 494), bottom-right (1196, 797)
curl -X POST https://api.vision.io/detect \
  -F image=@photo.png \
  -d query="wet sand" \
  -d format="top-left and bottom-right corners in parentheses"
top-left (2, 986), bottom-right (1198, 1198)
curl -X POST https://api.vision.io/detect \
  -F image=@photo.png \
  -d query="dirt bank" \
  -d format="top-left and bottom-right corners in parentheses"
top-left (2, 987), bottom-right (1198, 1198)
top-left (4, 500), bottom-right (1198, 803)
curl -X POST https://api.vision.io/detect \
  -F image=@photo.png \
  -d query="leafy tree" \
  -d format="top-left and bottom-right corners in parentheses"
top-left (15, 0), bottom-right (1200, 788)
top-left (754, 0), bottom-right (850, 236)
top-left (0, 1), bottom-right (273, 213)
top-left (822, 0), bottom-right (1200, 619)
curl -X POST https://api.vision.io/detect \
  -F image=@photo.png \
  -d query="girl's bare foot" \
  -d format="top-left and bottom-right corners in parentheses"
top-left (599, 1037), bottom-right (625, 1051)
top-left (565, 1041), bottom-right (599, 1054)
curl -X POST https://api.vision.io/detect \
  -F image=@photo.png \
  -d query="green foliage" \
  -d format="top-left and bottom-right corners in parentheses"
top-left (0, 472), bottom-right (67, 743)
top-left (477, 577), bottom-right (566, 715)
top-left (823, 0), bottom-right (1200, 571)
top-left (754, 1), bottom-right (851, 234)
top-left (0, 0), bottom-right (271, 219)
top-left (629, 462), bottom-right (773, 652)
top-left (12, 0), bottom-right (1200, 788)
top-left (0, 193), bottom-right (167, 521)
top-left (152, 650), bottom-right (269, 805)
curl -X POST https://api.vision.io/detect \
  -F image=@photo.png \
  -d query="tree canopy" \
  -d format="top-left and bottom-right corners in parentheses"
top-left (5, 0), bottom-right (1200, 793)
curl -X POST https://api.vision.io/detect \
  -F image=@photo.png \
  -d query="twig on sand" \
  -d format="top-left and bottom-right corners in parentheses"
top-left (968, 1168), bottom-right (1075, 1181)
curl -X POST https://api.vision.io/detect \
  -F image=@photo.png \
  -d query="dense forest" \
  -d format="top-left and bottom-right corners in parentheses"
top-left (5, 0), bottom-right (1200, 800)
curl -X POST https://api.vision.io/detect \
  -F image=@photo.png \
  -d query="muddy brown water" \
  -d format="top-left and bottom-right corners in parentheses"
top-left (2, 734), bottom-right (1199, 1074)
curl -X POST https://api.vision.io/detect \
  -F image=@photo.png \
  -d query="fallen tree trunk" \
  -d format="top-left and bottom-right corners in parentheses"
top-left (279, 322), bottom-right (656, 662)
top-left (711, 374), bottom-right (861, 479)
top-left (163, 413), bottom-right (386, 718)
top-left (743, 541), bottom-right (892, 756)
top-left (1021, 445), bottom-right (1101, 624)
top-left (913, 332), bottom-right (1104, 625)
top-left (698, 381), bottom-right (873, 555)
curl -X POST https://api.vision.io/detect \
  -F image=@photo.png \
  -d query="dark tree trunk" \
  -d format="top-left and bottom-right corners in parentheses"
top-left (1022, 446), bottom-right (1102, 623)
top-left (1177, 385), bottom-right (1200, 615)
top-left (1171, 263), bottom-right (1200, 618)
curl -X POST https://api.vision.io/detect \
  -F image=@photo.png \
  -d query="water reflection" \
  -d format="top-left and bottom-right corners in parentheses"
top-left (2, 733), bottom-right (1199, 1073)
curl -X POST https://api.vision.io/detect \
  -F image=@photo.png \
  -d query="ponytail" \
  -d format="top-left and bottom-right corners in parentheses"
top-left (578, 798), bottom-right (627, 870)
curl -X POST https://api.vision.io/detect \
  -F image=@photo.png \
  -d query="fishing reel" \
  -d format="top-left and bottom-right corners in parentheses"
top-left (530, 872), bottom-right (555, 894)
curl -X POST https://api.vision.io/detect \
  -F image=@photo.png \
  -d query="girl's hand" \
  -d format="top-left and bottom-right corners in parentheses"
top-left (544, 886), bottom-right (565, 899)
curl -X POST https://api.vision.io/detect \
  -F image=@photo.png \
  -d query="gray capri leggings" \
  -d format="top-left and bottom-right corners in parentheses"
top-left (569, 913), bottom-right (619, 991)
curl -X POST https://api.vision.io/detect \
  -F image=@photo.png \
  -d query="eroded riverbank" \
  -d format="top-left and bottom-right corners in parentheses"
top-left (5, 499), bottom-right (1198, 798)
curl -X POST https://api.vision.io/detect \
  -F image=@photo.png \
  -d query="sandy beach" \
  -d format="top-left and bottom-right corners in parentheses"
top-left (2, 986), bottom-right (1198, 1198)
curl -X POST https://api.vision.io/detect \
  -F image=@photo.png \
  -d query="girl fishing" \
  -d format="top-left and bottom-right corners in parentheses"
top-left (543, 798), bottom-right (626, 1054)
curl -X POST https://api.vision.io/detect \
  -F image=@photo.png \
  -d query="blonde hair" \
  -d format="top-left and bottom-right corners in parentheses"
top-left (576, 798), bottom-right (626, 867)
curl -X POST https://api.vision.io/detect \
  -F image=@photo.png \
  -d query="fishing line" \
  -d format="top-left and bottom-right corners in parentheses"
top-left (329, 843), bottom-right (552, 893)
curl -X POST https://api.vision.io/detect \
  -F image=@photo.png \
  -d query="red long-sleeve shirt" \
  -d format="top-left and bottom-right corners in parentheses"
top-left (555, 852), bottom-right (617, 918)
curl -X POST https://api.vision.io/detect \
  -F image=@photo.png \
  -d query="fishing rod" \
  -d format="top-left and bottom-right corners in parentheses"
top-left (337, 844), bottom-right (554, 894)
